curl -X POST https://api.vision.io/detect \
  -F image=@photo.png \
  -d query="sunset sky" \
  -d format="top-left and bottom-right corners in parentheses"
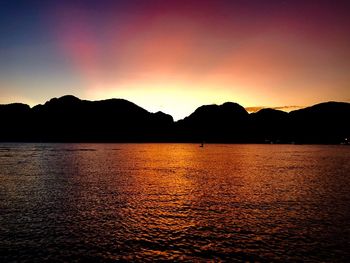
top-left (1, 0), bottom-right (349, 120)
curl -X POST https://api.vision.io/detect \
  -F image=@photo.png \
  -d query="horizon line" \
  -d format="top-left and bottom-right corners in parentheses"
top-left (1, 94), bottom-right (350, 121)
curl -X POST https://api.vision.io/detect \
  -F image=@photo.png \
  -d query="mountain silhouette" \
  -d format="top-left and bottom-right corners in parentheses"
top-left (249, 108), bottom-right (290, 143)
top-left (289, 102), bottom-right (350, 144)
top-left (0, 96), bottom-right (349, 143)
top-left (1, 95), bottom-right (173, 142)
top-left (0, 103), bottom-right (31, 141)
top-left (176, 102), bottom-right (249, 142)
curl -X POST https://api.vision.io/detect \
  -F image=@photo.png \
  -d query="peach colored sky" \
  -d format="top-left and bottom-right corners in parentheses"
top-left (0, 0), bottom-right (349, 120)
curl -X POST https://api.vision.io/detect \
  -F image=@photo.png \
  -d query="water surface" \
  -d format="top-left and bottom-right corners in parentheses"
top-left (1, 144), bottom-right (350, 261)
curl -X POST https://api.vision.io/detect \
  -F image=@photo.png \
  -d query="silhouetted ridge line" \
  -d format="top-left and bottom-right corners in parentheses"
top-left (0, 96), bottom-right (349, 143)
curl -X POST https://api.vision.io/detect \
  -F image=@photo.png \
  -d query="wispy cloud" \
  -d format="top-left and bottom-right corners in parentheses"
top-left (245, 105), bottom-right (302, 113)
top-left (273, 105), bottom-right (301, 111)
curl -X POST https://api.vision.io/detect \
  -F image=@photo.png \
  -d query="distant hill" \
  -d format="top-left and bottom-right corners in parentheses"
top-left (0, 96), bottom-right (349, 143)
top-left (0, 95), bottom-right (173, 142)
top-left (289, 102), bottom-right (350, 144)
top-left (176, 102), bottom-right (249, 142)
top-left (249, 108), bottom-right (289, 143)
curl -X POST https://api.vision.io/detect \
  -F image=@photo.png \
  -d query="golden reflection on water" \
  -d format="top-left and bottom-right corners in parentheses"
top-left (1, 144), bottom-right (350, 261)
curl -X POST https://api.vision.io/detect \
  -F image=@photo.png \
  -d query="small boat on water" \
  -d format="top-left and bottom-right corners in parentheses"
top-left (200, 142), bottom-right (204, 147)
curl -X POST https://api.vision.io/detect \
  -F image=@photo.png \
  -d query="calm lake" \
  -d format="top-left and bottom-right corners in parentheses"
top-left (1, 143), bottom-right (350, 261)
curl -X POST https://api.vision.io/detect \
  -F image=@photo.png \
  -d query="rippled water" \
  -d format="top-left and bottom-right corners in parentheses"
top-left (1, 143), bottom-right (350, 262)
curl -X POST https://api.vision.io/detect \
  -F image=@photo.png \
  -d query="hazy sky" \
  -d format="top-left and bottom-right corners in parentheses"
top-left (1, 0), bottom-right (349, 120)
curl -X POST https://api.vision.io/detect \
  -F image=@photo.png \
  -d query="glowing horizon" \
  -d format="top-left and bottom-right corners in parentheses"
top-left (1, 0), bottom-right (349, 120)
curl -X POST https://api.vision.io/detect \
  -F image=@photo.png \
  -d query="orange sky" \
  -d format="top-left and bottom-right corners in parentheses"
top-left (0, 0), bottom-right (349, 120)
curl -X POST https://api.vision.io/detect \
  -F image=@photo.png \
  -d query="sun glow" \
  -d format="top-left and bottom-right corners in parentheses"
top-left (86, 81), bottom-right (247, 121)
top-left (2, 1), bottom-right (348, 117)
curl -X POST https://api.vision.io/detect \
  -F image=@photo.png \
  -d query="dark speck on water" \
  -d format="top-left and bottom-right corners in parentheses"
top-left (0, 143), bottom-right (350, 261)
